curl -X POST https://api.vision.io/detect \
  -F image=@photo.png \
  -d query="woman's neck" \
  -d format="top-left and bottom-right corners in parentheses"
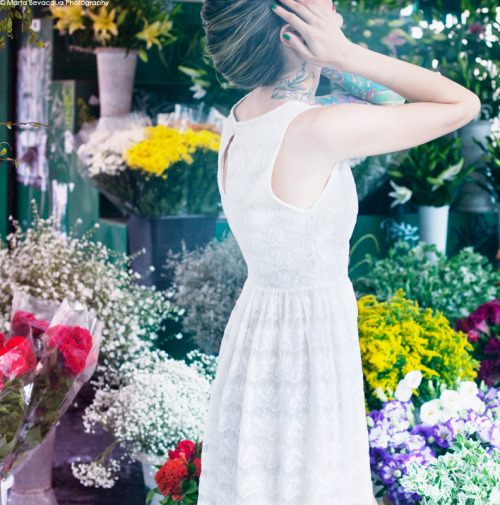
top-left (253, 61), bottom-right (321, 106)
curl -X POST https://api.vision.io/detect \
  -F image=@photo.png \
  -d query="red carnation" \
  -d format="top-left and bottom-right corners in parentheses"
top-left (193, 457), bottom-right (201, 477)
top-left (168, 440), bottom-right (196, 461)
top-left (154, 458), bottom-right (188, 497)
top-left (11, 311), bottom-right (35, 338)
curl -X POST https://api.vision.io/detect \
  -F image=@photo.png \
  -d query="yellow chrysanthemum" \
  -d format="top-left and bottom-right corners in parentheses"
top-left (124, 126), bottom-right (221, 177)
top-left (50, 5), bottom-right (85, 35)
top-left (358, 290), bottom-right (478, 413)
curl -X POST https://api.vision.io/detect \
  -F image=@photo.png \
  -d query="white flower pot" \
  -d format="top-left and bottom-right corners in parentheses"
top-left (95, 47), bottom-right (137, 118)
top-left (418, 205), bottom-right (450, 254)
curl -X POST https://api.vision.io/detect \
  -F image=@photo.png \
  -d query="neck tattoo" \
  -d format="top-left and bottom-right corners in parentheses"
top-left (271, 62), bottom-right (316, 104)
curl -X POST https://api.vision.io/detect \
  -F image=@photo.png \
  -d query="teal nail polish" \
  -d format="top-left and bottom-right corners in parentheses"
top-left (271, 3), bottom-right (277, 9)
top-left (283, 33), bottom-right (291, 41)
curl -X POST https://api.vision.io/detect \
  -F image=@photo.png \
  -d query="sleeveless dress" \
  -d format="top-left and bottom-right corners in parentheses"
top-left (197, 99), bottom-right (374, 505)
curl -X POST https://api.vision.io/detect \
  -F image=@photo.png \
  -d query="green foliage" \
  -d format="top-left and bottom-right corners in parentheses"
top-left (165, 233), bottom-right (247, 355)
top-left (388, 136), bottom-right (473, 207)
top-left (353, 242), bottom-right (500, 325)
top-left (479, 135), bottom-right (500, 202)
top-left (401, 425), bottom-right (500, 504)
top-left (0, 5), bottom-right (45, 50)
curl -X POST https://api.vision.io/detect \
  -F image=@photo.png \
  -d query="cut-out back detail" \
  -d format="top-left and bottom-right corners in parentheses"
top-left (221, 134), bottom-right (235, 197)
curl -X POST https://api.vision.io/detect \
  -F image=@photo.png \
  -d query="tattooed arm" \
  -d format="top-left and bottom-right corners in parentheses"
top-left (317, 67), bottom-right (405, 106)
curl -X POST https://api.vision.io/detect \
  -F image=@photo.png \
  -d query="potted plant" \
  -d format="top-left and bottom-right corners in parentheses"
top-left (49, 1), bottom-right (178, 117)
top-left (388, 136), bottom-right (473, 253)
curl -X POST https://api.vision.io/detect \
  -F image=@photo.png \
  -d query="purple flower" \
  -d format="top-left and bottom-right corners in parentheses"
top-left (485, 338), bottom-right (500, 358)
top-left (380, 456), bottom-right (402, 485)
top-left (433, 423), bottom-right (454, 448)
top-left (446, 417), bottom-right (466, 437)
top-left (411, 424), bottom-right (434, 439)
top-left (489, 419), bottom-right (500, 448)
top-left (419, 445), bottom-right (437, 462)
top-left (369, 424), bottom-right (391, 449)
top-left (403, 434), bottom-right (426, 452)
top-left (468, 21), bottom-right (485, 35)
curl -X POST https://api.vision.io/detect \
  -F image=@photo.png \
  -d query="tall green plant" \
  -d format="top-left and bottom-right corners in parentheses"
top-left (388, 136), bottom-right (473, 207)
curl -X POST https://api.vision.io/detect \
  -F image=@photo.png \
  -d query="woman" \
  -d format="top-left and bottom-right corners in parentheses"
top-left (197, 1), bottom-right (480, 504)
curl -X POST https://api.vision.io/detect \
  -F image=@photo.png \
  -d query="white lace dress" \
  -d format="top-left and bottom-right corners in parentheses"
top-left (197, 100), bottom-right (374, 505)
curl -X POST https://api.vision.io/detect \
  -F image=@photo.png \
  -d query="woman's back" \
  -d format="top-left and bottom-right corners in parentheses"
top-left (219, 98), bottom-right (358, 289)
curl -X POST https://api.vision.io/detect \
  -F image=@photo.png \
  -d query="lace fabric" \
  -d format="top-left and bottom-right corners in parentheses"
top-left (197, 100), bottom-right (374, 504)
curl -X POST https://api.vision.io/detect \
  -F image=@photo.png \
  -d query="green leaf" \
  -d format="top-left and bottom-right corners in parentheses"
top-left (146, 488), bottom-right (157, 504)
top-left (138, 49), bottom-right (148, 62)
top-left (0, 148), bottom-right (7, 157)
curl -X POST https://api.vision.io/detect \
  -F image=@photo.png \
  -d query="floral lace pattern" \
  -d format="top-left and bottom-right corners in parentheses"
top-left (197, 101), bottom-right (374, 504)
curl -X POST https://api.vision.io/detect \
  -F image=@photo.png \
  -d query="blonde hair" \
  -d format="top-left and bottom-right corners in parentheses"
top-left (201, 0), bottom-right (287, 90)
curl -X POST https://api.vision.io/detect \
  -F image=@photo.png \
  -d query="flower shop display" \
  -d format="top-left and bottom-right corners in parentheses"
top-left (388, 136), bottom-right (473, 252)
top-left (0, 207), bottom-right (180, 379)
top-left (72, 348), bottom-right (214, 489)
top-left (358, 289), bottom-right (478, 413)
top-left (165, 233), bottom-right (247, 355)
top-left (353, 241), bottom-right (500, 325)
top-left (456, 299), bottom-right (500, 388)
top-left (400, 425), bottom-right (500, 504)
top-left (368, 370), bottom-right (500, 504)
top-left (50, 2), bottom-right (178, 116)
top-left (146, 439), bottom-right (202, 505)
top-left (76, 111), bottom-right (221, 217)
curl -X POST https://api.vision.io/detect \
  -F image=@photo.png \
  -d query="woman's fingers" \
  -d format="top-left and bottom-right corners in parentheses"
top-left (282, 31), bottom-right (315, 61)
top-left (271, 3), bottom-right (311, 35)
top-left (276, 0), bottom-right (318, 23)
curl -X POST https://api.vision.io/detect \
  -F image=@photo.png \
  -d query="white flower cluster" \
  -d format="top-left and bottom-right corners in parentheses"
top-left (419, 381), bottom-right (484, 426)
top-left (76, 113), bottom-right (151, 177)
top-left (82, 349), bottom-right (212, 459)
top-left (71, 458), bottom-right (121, 488)
top-left (0, 210), bottom-right (180, 378)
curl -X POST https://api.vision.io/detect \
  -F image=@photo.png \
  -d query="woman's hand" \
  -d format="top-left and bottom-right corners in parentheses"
top-left (271, 0), bottom-right (353, 69)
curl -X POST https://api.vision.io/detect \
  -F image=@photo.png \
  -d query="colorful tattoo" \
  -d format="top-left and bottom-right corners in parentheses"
top-left (271, 62), bottom-right (316, 104)
top-left (320, 67), bottom-right (405, 106)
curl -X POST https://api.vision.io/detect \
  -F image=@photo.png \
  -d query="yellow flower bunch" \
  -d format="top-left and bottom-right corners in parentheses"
top-left (358, 289), bottom-right (478, 412)
top-left (124, 126), bottom-right (221, 178)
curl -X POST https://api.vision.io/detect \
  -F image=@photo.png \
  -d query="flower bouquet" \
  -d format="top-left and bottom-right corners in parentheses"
top-left (456, 299), bottom-right (500, 387)
top-left (72, 349), bottom-right (212, 488)
top-left (358, 289), bottom-right (478, 412)
top-left (76, 108), bottom-right (222, 217)
top-left (0, 295), bottom-right (102, 478)
top-left (368, 370), bottom-right (500, 505)
top-left (147, 439), bottom-right (202, 505)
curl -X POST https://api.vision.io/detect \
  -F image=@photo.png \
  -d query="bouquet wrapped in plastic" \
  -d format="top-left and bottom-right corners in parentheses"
top-left (0, 293), bottom-right (102, 480)
top-left (75, 106), bottom-right (224, 217)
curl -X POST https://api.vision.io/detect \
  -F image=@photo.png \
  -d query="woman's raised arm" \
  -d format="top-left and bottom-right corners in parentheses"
top-left (272, 0), bottom-right (481, 160)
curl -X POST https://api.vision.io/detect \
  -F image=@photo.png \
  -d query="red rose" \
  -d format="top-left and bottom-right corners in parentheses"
top-left (46, 325), bottom-right (93, 376)
top-left (154, 458), bottom-right (188, 497)
top-left (193, 457), bottom-right (201, 477)
top-left (11, 311), bottom-right (35, 338)
top-left (0, 337), bottom-right (36, 379)
top-left (168, 440), bottom-right (196, 461)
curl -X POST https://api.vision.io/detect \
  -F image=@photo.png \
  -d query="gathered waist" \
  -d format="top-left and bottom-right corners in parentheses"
top-left (244, 274), bottom-right (353, 293)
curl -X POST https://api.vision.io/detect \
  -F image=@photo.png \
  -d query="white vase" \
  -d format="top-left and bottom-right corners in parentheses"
top-left (418, 205), bottom-right (450, 254)
top-left (95, 47), bottom-right (138, 118)
top-left (141, 462), bottom-right (163, 505)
